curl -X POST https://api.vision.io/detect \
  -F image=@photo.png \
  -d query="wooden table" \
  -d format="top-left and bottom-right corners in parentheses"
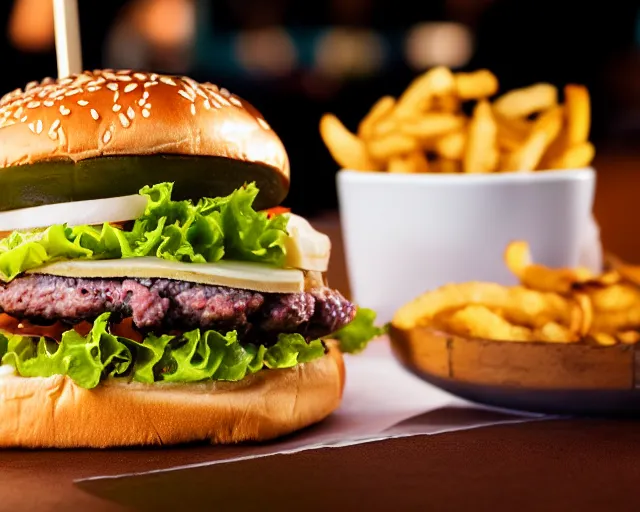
top-left (4, 147), bottom-right (640, 511)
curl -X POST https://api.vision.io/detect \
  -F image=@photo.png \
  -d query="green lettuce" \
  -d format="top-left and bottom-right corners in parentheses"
top-left (0, 182), bottom-right (290, 282)
top-left (331, 307), bottom-right (389, 354)
top-left (0, 313), bottom-right (327, 389)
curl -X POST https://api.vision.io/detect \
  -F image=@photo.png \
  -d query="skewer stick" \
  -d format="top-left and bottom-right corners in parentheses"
top-left (52, 0), bottom-right (82, 78)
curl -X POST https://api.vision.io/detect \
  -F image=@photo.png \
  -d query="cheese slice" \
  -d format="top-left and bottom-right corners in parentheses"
top-left (284, 214), bottom-right (331, 272)
top-left (27, 258), bottom-right (305, 293)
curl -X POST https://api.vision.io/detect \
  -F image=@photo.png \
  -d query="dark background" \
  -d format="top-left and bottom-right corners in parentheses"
top-left (1, 0), bottom-right (639, 215)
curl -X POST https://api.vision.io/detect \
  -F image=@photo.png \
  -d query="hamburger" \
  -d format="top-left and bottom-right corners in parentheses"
top-left (0, 69), bottom-right (382, 448)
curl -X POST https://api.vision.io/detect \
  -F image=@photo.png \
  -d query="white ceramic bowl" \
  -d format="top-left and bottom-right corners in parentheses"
top-left (336, 167), bottom-right (600, 323)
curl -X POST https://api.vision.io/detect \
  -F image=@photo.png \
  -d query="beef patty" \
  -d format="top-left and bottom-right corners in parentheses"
top-left (0, 275), bottom-right (356, 341)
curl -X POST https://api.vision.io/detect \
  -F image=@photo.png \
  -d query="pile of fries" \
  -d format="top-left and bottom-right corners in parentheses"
top-left (320, 66), bottom-right (594, 173)
top-left (393, 241), bottom-right (640, 346)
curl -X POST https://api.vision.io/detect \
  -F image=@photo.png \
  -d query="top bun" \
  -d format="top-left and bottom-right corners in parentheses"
top-left (0, 70), bottom-right (289, 202)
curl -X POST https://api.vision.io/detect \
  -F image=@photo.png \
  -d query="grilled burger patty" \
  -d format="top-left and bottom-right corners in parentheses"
top-left (0, 274), bottom-right (356, 341)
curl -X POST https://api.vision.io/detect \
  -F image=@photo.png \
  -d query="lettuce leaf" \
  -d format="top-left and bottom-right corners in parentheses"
top-left (331, 307), bottom-right (389, 354)
top-left (0, 313), bottom-right (327, 389)
top-left (0, 182), bottom-right (290, 282)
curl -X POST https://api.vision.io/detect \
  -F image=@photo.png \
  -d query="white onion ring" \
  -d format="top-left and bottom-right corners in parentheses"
top-left (0, 195), bottom-right (148, 231)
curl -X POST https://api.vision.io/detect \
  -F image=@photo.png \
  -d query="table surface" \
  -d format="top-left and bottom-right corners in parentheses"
top-left (4, 147), bottom-right (640, 512)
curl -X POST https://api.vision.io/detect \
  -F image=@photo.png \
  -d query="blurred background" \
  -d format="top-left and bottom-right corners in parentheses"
top-left (1, 0), bottom-right (639, 224)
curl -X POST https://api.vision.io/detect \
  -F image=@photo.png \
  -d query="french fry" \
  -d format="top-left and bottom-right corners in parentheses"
top-left (502, 105), bottom-right (563, 172)
top-left (434, 129), bottom-right (466, 160)
top-left (547, 141), bottom-right (595, 169)
top-left (387, 151), bottom-right (429, 173)
top-left (442, 304), bottom-right (533, 341)
top-left (400, 113), bottom-right (464, 140)
top-left (357, 96), bottom-right (396, 139)
top-left (319, 113), bottom-right (380, 170)
top-left (495, 114), bottom-right (531, 151)
top-left (564, 84), bottom-right (591, 146)
top-left (430, 158), bottom-right (461, 173)
top-left (432, 94), bottom-right (460, 113)
top-left (454, 69), bottom-right (499, 100)
top-left (492, 83), bottom-right (558, 119)
top-left (393, 66), bottom-right (455, 119)
top-left (367, 132), bottom-right (419, 161)
top-left (463, 100), bottom-right (498, 173)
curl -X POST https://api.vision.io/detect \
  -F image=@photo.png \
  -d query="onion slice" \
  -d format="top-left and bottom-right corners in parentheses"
top-left (0, 195), bottom-right (148, 232)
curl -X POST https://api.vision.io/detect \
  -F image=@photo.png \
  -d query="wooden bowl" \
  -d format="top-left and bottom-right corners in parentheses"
top-left (389, 324), bottom-right (640, 416)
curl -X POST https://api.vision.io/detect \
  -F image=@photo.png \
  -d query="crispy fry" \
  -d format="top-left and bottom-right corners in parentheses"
top-left (564, 84), bottom-right (591, 146)
top-left (387, 151), bottom-right (429, 173)
top-left (504, 240), bottom-right (593, 293)
top-left (606, 254), bottom-right (640, 287)
top-left (357, 96), bottom-right (396, 140)
top-left (463, 100), bottom-right (498, 173)
top-left (393, 66), bottom-right (456, 119)
top-left (432, 94), bottom-right (460, 113)
top-left (618, 331), bottom-right (640, 344)
top-left (319, 113), bottom-right (380, 170)
top-left (492, 83), bottom-right (558, 119)
top-left (502, 106), bottom-right (563, 172)
top-left (547, 142), bottom-right (595, 169)
top-left (536, 321), bottom-right (579, 343)
top-left (367, 132), bottom-right (419, 161)
top-left (434, 130), bottom-right (466, 160)
top-left (495, 115), bottom-right (531, 151)
top-left (442, 304), bottom-right (533, 341)
top-left (430, 158), bottom-right (461, 173)
top-left (593, 333), bottom-right (617, 346)
top-left (400, 113), bottom-right (464, 140)
top-left (454, 70), bottom-right (499, 100)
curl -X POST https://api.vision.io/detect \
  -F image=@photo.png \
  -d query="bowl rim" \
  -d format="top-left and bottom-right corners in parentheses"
top-left (337, 166), bottom-right (595, 185)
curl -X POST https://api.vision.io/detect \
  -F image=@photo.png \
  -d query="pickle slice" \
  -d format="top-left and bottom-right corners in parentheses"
top-left (0, 155), bottom-right (288, 212)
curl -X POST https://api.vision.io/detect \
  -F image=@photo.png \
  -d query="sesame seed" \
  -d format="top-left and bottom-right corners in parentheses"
top-left (142, 91), bottom-right (150, 100)
top-left (116, 75), bottom-right (132, 82)
top-left (26, 81), bottom-right (38, 90)
top-left (65, 88), bottom-right (82, 96)
top-left (138, 98), bottom-right (146, 107)
top-left (44, 100), bottom-right (54, 107)
top-left (103, 72), bottom-right (117, 81)
top-left (106, 83), bottom-right (119, 92)
top-left (28, 122), bottom-right (35, 133)
top-left (13, 107), bottom-right (23, 118)
top-left (48, 129), bottom-right (57, 141)
top-left (113, 91), bottom-right (120, 103)
top-left (95, 77), bottom-right (106, 84)
top-left (210, 98), bottom-right (221, 109)
top-left (229, 96), bottom-right (242, 107)
top-left (190, 103), bottom-right (196, 115)
top-left (150, 73), bottom-right (158, 81)
top-left (27, 101), bottom-right (41, 109)
top-left (59, 105), bottom-right (71, 115)
top-left (116, 69), bottom-right (132, 75)
top-left (124, 83), bottom-right (138, 93)
top-left (58, 127), bottom-right (67, 146)
top-left (178, 90), bottom-right (193, 102)
top-left (142, 109), bottom-right (150, 118)
top-left (35, 120), bottom-right (43, 134)
top-left (134, 73), bottom-right (147, 81)
top-left (144, 103), bottom-right (152, 109)
top-left (196, 89), bottom-right (208, 100)
top-left (77, 100), bottom-right (89, 106)
top-left (203, 99), bottom-right (211, 110)
top-left (119, 112), bottom-right (130, 127)
top-left (50, 119), bottom-right (61, 132)
top-left (160, 77), bottom-right (177, 86)
top-left (90, 109), bottom-right (99, 120)
top-left (112, 104), bottom-right (121, 112)
top-left (144, 81), bottom-right (158, 88)
top-left (37, 91), bottom-right (48, 98)
top-left (102, 129), bottom-right (112, 144)
top-left (127, 106), bottom-right (135, 120)
top-left (257, 118), bottom-right (271, 130)
top-left (60, 78), bottom-right (73, 85)
top-left (20, 115), bottom-right (27, 123)
top-left (220, 88), bottom-right (231, 97)
top-left (86, 86), bottom-right (101, 92)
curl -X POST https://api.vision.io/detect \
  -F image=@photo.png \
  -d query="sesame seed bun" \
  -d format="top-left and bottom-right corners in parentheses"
top-left (0, 344), bottom-right (345, 448)
top-left (0, 70), bottom-right (289, 204)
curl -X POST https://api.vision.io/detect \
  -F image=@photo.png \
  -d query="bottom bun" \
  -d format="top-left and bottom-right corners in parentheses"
top-left (0, 345), bottom-right (345, 448)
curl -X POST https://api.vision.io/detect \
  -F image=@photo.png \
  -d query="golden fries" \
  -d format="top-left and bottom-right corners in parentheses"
top-left (394, 240), bottom-right (640, 345)
top-left (320, 67), bottom-right (594, 174)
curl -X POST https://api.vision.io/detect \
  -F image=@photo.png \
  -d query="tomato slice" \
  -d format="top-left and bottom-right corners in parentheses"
top-left (263, 206), bottom-right (291, 219)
